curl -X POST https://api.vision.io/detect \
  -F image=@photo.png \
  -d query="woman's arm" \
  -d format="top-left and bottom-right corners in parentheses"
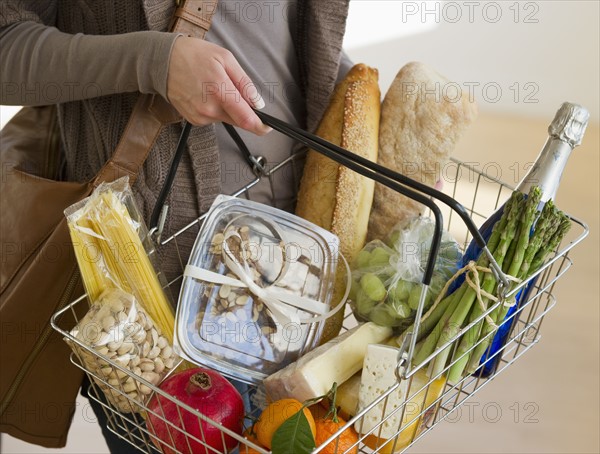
top-left (1, 20), bottom-right (270, 135)
top-left (0, 21), bottom-right (177, 105)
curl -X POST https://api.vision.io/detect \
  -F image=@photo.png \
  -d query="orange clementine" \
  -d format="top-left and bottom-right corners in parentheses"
top-left (240, 427), bottom-right (265, 453)
top-left (314, 417), bottom-right (359, 454)
top-left (239, 441), bottom-right (264, 454)
top-left (240, 448), bottom-right (262, 454)
top-left (309, 402), bottom-right (329, 420)
top-left (239, 441), bottom-right (263, 454)
top-left (254, 398), bottom-right (317, 449)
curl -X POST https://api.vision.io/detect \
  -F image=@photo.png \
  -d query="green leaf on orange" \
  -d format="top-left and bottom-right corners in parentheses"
top-left (271, 410), bottom-right (316, 454)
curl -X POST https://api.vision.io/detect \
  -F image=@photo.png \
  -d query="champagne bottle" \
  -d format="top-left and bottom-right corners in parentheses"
top-left (459, 102), bottom-right (589, 375)
top-left (514, 102), bottom-right (589, 201)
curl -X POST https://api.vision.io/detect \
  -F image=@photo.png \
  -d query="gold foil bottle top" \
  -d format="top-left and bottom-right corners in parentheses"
top-left (548, 102), bottom-right (590, 147)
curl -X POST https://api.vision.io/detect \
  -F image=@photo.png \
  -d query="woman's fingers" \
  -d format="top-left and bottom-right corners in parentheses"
top-left (221, 51), bottom-right (265, 109)
top-left (182, 84), bottom-right (270, 136)
top-left (166, 38), bottom-right (270, 135)
top-left (220, 79), bottom-right (271, 135)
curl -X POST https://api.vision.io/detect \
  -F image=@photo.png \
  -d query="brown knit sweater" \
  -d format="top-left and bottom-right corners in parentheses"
top-left (0, 0), bottom-right (350, 284)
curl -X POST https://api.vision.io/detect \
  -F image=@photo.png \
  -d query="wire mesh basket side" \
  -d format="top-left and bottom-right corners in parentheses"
top-left (52, 301), bottom-right (269, 454)
top-left (330, 254), bottom-right (572, 454)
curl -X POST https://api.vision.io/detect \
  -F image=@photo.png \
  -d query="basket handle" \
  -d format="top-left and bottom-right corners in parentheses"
top-left (253, 109), bottom-right (513, 378)
top-left (254, 110), bottom-right (505, 283)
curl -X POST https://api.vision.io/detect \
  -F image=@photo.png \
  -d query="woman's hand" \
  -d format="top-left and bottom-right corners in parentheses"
top-left (167, 37), bottom-right (271, 135)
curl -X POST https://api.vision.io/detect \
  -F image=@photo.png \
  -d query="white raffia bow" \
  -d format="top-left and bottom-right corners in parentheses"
top-left (422, 260), bottom-right (521, 329)
top-left (184, 224), bottom-right (350, 327)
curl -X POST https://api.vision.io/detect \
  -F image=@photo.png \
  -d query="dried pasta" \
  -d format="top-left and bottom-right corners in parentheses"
top-left (65, 179), bottom-right (175, 341)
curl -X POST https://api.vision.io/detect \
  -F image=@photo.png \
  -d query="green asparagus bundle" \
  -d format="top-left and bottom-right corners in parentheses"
top-left (408, 186), bottom-right (571, 383)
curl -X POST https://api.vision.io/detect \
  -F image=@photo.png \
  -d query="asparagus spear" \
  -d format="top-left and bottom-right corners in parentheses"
top-left (529, 212), bottom-right (571, 273)
top-left (482, 210), bottom-right (569, 345)
top-left (516, 201), bottom-right (559, 280)
top-left (502, 220), bottom-right (521, 274)
top-left (464, 199), bottom-right (562, 375)
top-left (412, 287), bottom-right (464, 366)
top-left (447, 188), bottom-right (542, 382)
top-left (446, 189), bottom-right (540, 383)
top-left (411, 192), bottom-right (521, 368)
top-left (506, 187), bottom-right (543, 277)
top-left (500, 188), bottom-right (542, 276)
top-left (429, 193), bottom-right (524, 379)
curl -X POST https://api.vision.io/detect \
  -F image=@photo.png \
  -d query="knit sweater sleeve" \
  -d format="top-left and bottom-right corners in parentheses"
top-left (0, 21), bottom-right (179, 105)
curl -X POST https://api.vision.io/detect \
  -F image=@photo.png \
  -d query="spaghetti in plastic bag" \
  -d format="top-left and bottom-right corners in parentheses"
top-left (64, 177), bottom-right (176, 341)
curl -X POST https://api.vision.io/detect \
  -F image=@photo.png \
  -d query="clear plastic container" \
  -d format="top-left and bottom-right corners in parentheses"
top-left (174, 195), bottom-right (340, 384)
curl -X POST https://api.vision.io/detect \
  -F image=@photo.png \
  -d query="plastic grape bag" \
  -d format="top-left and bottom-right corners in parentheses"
top-left (350, 217), bottom-right (462, 330)
top-left (67, 289), bottom-right (180, 413)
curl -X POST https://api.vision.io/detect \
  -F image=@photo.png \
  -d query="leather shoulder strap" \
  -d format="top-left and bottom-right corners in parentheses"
top-left (93, 0), bottom-right (219, 187)
top-left (171, 0), bottom-right (219, 38)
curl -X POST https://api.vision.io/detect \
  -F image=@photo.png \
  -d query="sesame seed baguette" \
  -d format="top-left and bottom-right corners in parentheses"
top-left (296, 63), bottom-right (381, 343)
top-left (332, 78), bottom-right (381, 264)
top-left (296, 63), bottom-right (379, 229)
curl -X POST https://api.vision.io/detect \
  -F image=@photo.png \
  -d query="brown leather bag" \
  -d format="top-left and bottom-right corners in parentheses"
top-left (0, 0), bottom-right (218, 447)
top-left (0, 97), bottom-right (168, 448)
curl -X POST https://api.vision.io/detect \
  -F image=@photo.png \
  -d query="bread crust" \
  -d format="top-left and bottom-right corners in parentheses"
top-left (331, 79), bottom-right (380, 259)
top-left (296, 64), bottom-right (378, 230)
top-left (367, 62), bottom-right (478, 241)
top-left (296, 63), bottom-right (380, 343)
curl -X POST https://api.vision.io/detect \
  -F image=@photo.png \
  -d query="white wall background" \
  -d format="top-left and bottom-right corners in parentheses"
top-left (0, 105), bottom-right (21, 128)
top-left (344, 0), bottom-right (600, 121)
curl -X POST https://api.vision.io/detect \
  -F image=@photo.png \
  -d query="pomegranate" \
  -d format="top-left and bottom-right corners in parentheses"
top-left (147, 368), bottom-right (244, 454)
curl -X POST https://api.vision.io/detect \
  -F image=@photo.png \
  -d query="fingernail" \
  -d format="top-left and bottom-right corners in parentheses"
top-left (253, 93), bottom-right (265, 110)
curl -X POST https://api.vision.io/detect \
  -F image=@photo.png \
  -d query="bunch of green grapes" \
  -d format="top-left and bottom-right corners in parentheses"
top-left (349, 229), bottom-right (461, 329)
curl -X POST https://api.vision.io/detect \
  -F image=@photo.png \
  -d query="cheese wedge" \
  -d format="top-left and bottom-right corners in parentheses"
top-left (356, 344), bottom-right (445, 453)
top-left (264, 323), bottom-right (392, 402)
top-left (335, 333), bottom-right (402, 420)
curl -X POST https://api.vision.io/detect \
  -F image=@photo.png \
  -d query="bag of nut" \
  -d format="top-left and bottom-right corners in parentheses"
top-left (67, 288), bottom-right (180, 413)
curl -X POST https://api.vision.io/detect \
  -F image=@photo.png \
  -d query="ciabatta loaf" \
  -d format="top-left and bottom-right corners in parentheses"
top-left (367, 62), bottom-right (478, 241)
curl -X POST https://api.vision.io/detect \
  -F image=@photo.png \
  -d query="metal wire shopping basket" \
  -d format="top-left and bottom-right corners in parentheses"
top-left (51, 114), bottom-right (588, 454)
